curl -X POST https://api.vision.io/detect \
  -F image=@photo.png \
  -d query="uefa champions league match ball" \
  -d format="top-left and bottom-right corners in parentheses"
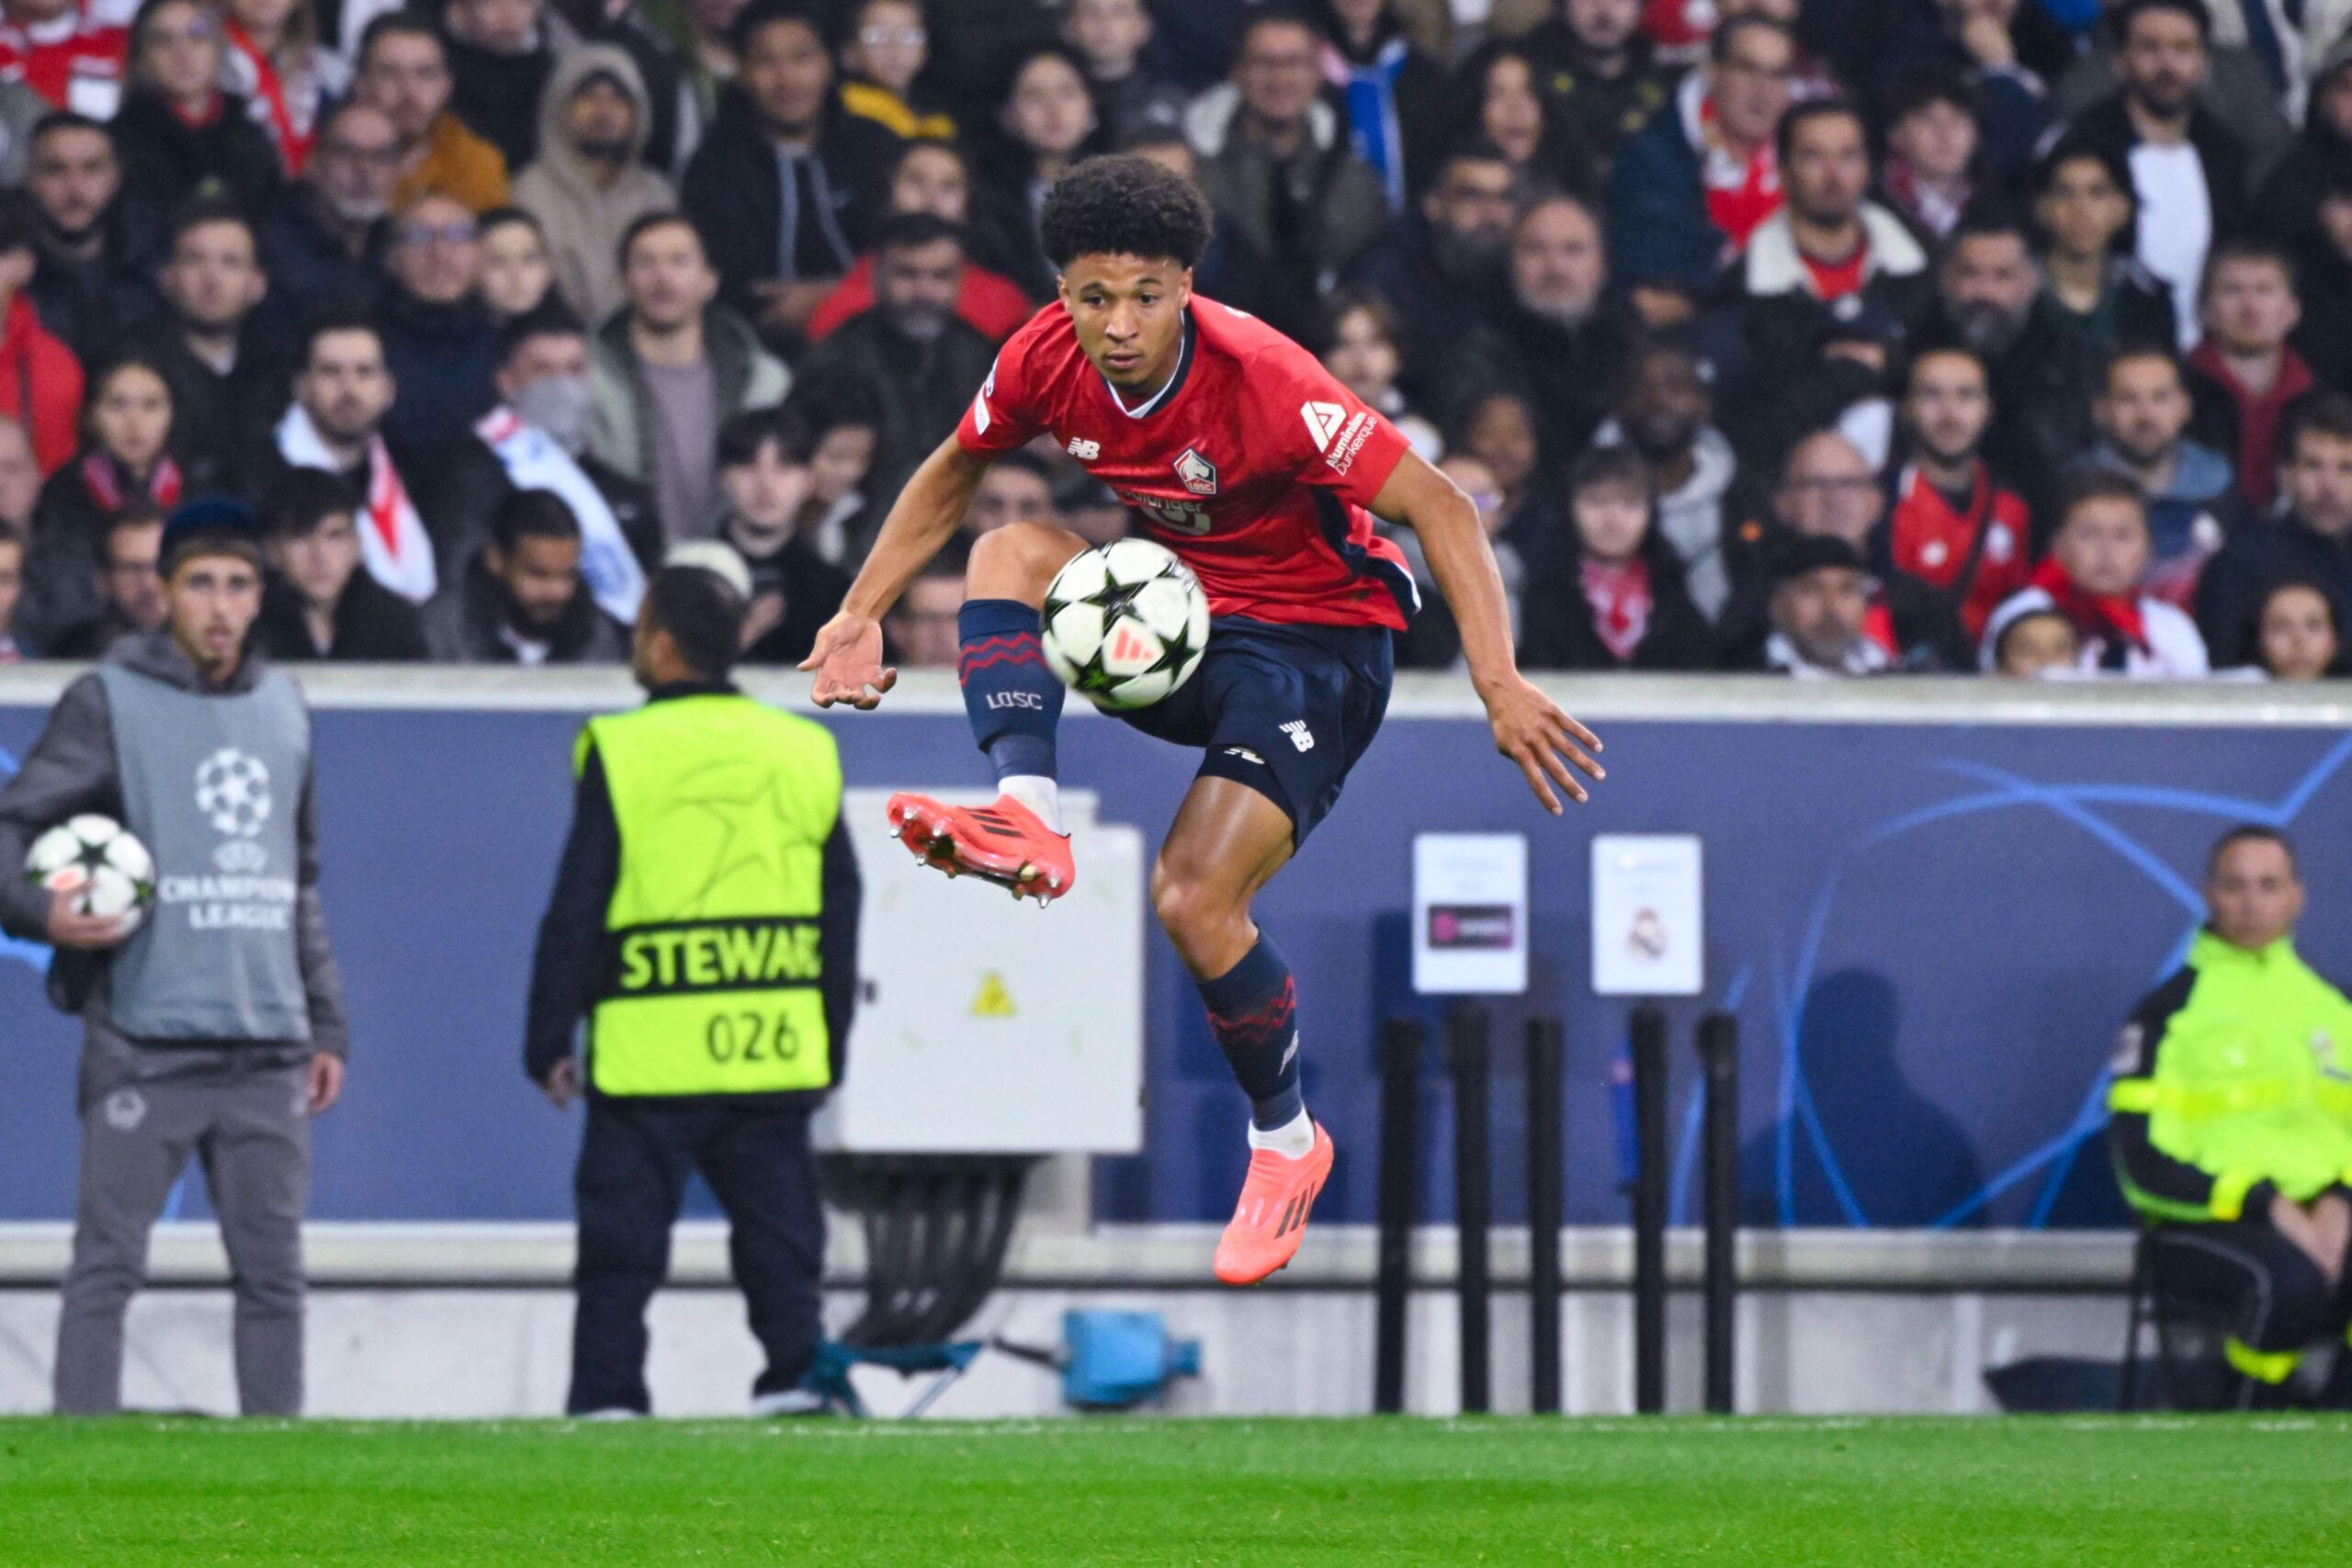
top-left (23, 814), bottom-right (156, 933)
top-left (1039, 539), bottom-right (1212, 712)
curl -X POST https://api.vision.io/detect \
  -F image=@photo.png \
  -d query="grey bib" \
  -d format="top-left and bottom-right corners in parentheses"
top-left (96, 664), bottom-right (311, 1043)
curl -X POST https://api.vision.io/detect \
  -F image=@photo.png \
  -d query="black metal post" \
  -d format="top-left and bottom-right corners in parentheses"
top-left (1630, 1004), bottom-right (1668, 1415)
top-left (1699, 1011), bottom-right (1739, 1415)
top-left (1449, 1003), bottom-right (1492, 1416)
top-left (1373, 1018), bottom-right (1422, 1415)
top-left (1525, 1016), bottom-right (1566, 1415)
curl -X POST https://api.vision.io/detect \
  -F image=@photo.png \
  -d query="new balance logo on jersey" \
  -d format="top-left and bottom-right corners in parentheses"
top-left (1300, 401), bottom-right (1349, 452)
top-left (1067, 436), bottom-right (1101, 460)
top-left (1281, 721), bottom-right (1315, 753)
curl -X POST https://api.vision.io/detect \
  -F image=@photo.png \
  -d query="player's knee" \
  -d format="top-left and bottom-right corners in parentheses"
top-left (967, 524), bottom-right (1065, 603)
top-left (1151, 863), bottom-right (1238, 955)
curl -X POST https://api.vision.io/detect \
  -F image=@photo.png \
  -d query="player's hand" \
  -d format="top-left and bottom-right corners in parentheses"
top-left (1483, 673), bottom-right (1604, 816)
top-left (307, 1052), bottom-right (345, 1114)
top-left (541, 1056), bottom-right (582, 1110)
top-left (801, 612), bottom-right (899, 710)
top-left (44, 886), bottom-right (125, 951)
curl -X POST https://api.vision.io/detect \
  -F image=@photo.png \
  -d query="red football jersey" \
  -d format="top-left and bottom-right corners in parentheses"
top-left (955, 295), bottom-right (1418, 631)
top-left (0, 5), bottom-right (126, 113)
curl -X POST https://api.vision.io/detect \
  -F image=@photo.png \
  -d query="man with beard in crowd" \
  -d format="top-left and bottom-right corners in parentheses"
top-left (1592, 338), bottom-right (1739, 621)
top-left (2071, 344), bottom-right (2239, 607)
top-left (131, 200), bottom-right (286, 497)
top-left (424, 487), bottom-right (622, 662)
top-left (25, 112), bottom-right (152, 362)
top-left (1521, 0), bottom-right (1678, 170)
top-left (1342, 141), bottom-right (1519, 399)
top-left (259, 102), bottom-right (400, 334)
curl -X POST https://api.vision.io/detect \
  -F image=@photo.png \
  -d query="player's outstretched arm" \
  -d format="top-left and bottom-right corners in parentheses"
top-left (802, 434), bottom-right (992, 709)
top-left (1372, 451), bottom-right (1605, 815)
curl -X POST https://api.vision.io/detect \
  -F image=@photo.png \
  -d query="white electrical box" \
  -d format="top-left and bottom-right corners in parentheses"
top-left (814, 788), bottom-right (1148, 1156)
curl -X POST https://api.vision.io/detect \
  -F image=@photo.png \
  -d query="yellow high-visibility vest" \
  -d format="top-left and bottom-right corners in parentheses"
top-left (585, 694), bottom-right (841, 1096)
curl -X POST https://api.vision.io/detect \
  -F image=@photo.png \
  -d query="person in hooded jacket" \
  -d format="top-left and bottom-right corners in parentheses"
top-left (513, 43), bottom-right (675, 329)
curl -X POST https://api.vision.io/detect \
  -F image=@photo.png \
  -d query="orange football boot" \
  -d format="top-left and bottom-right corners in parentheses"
top-left (1212, 1122), bottom-right (1335, 1286)
top-left (885, 792), bottom-right (1076, 905)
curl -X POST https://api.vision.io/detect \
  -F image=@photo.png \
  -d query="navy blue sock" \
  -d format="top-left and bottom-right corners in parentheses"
top-left (956, 599), bottom-right (1064, 784)
top-left (1197, 935), bottom-right (1303, 1129)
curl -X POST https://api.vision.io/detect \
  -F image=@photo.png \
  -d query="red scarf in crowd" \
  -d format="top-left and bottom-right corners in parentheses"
top-left (2030, 556), bottom-right (2146, 653)
top-left (223, 18), bottom-right (309, 175)
top-left (78, 447), bottom-right (181, 513)
top-left (1581, 556), bottom-right (1653, 664)
top-left (1697, 95), bottom-right (1781, 251)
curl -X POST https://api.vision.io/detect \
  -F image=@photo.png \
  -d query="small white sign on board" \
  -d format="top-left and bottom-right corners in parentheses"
top-left (1411, 833), bottom-right (1528, 996)
top-left (1589, 835), bottom-right (1704, 998)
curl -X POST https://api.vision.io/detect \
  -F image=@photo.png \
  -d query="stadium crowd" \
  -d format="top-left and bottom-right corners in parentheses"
top-left (0, 0), bottom-right (2345, 681)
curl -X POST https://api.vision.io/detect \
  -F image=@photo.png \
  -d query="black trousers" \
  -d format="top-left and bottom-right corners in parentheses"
top-left (569, 1095), bottom-right (825, 1416)
top-left (2150, 1220), bottom-right (2352, 1357)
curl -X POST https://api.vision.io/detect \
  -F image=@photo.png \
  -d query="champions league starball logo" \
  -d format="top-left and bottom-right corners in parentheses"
top-left (196, 748), bottom-right (273, 839)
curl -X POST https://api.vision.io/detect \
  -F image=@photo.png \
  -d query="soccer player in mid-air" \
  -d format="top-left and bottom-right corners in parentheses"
top-left (803, 155), bottom-right (1603, 1285)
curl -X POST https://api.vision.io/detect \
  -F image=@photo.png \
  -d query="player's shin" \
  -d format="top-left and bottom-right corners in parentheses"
top-left (957, 599), bottom-right (1067, 833)
top-left (1199, 935), bottom-right (1314, 1156)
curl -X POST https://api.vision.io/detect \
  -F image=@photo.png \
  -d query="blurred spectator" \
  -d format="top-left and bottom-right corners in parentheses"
top-left (1456, 40), bottom-right (1596, 201)
top-left (1606, 16), bottom-right (1792, 330)
top-left (378, 189), bottom-right (501, 449)
top-left (1718, 428), bottom-right (1972, 670)
top-left (111, 0), bottom-right (280, 221)
top-left (1755, 534), bottom-right (1889, 677)
top-left (1189, 9), bottom-right (1387, 341)
top-left (645, 0), bottom-right (748, 134)
top-left (43, 502), bottom-right (163, 656)
top-left (540, 0), bottom-right (687, 178)
top-left (132, 198), bottom-right (285, 498)
top-left (975, 45), bottom-right (1104, 301)
top-left (587, 213), bottom-right (788, 544)
top-left (1343, 141), bottom-right (1516, 398)
top-left (1312, 0), bottom-right (1449, 209)
top-left (1520, 445), bottom-right (1712, 670)
top-left (797, 212), bottom-right (987, 515)
top-left (1440, 194), bottom-right (1625, 468)
top-left (881, 563), bottom-right (961, 665)
top-left (26, 113), bottom-right (154, 363)
top-left (1983, 470), bottom-right (2210, 675)
top-left (2076, 345), bottom-right (2236, 606)
top-left (2291, 170), bottom-right (2352, 390)
top-left (2245, 579), bottom-right (2347, 679)
top-left (258, 100), bottom-right (398, 331)
top-left (1988, 604), bottom-right (2082, 676)
top-left (271, 312), bottom-right (443, 601)
top-left (1877, 65), bottom-right (1978, 247)
top-left (1389, 451), bottom-right (1524, 671)
top-left (480, 304), bottom-right (650, 620)
top-left (0, 188), bottom-right (85, 473)
top-left (218, 0), bottom-right (346, 178)
top-left (1062, 0), bottom-right (1184, 148)
top-left (2250, 39), bottom-right (2352, 254)
top-left (0, 78), bottom-right (47, 184)
top-left (254, 465), bottom-right (429, 660)
top-left (1314, 292), bottom-right (1441, 462)
top-left (0, 416), bottom-right (40, 536)
top-left (2052, 0), bottom-right (2291, 181)
top-left (781, 368), bottom-right (877, 562)
top-left (2186, 239), bottom-right (2314, 512)
top-left (0, 0), bottom-right (128, 115)
top-left (1887, 345), bottom-right (2033, 642)
top-left (960, 449), bottom-right (1055, 541)
top-left (22, 353), bottom-right (174, 644)
top-left (0, 519), bottom-right (27, 658)
top-left (1455, 388), bottom-right (1561, 576)
top-left (2196, 393), bottom-right (2352, 666)
top-left (2065, 0), bottom-right (2248, 348)
top-left (1057, 475), bottom-right (1128, 545)
top-left (2030, 136), bottom-right (2177, 355)
top-left (805, 139), bottom-right (1035, 344)
top-left (514, 44), bottom-right (676, 328)
top-left (1863, 0), bottom-right (2056, 179)
top-left (443, 0), bottom-right (556, 173)
top-left (715, 404), bottom-right (846, 665)
top-left (1520, 0), bottom-right (1677, 168)
top-left (356, 13), bottom-right (510, 216)
top-left (1592, 338), bottom-right (1736, 620)
top-left (681, 0), bottom-right (892, 342)
top-left (478, 206), bottom-right (558, 321)
top-left (424, 486), bottom-right (622, 661)
top-left (837, 0), bottom-right (952, 142)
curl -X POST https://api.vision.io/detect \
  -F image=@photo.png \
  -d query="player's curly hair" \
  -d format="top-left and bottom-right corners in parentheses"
top-left (1038, 154), bottom-right (1212, 273)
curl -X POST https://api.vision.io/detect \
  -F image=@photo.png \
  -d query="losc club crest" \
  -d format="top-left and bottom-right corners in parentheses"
top-left (196, 748), bottom-right (272, 838)
top-left (1173, 448), bottom-right (1217, 497)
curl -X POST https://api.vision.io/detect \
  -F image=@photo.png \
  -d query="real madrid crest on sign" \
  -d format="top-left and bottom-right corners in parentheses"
top-left (1174, 448), bottom-right (1217, 497)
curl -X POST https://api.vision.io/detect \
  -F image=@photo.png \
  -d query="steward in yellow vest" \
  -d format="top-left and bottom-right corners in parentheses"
top-left (526, 555), bottom-right (860, 1416)
top-left (2107, 827), bottom-right (2352, 1404)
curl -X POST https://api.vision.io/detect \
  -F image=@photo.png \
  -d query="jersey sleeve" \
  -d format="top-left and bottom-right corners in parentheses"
top-left (1252, 340), bottom-right (1412, 511)
top-left (956, 326), bottom-right (1050, 457)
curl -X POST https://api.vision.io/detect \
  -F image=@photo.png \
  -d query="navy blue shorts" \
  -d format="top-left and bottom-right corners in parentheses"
top-left (1113, 617), bottom-right (1395, 846)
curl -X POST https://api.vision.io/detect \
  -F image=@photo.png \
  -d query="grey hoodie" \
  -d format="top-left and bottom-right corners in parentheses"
top-left (0, 633), bottom-right (347, 1109)
top-left (511, 43), bottom-right (678, 327)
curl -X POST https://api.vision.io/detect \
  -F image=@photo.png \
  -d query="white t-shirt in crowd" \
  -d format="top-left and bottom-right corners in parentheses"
top-left (2130, 141), bottom-right (2212, 350)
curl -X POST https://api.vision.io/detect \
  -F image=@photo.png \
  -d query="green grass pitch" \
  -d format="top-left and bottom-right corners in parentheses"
top-left (4, 1415), bottom-right (2346, 1564)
